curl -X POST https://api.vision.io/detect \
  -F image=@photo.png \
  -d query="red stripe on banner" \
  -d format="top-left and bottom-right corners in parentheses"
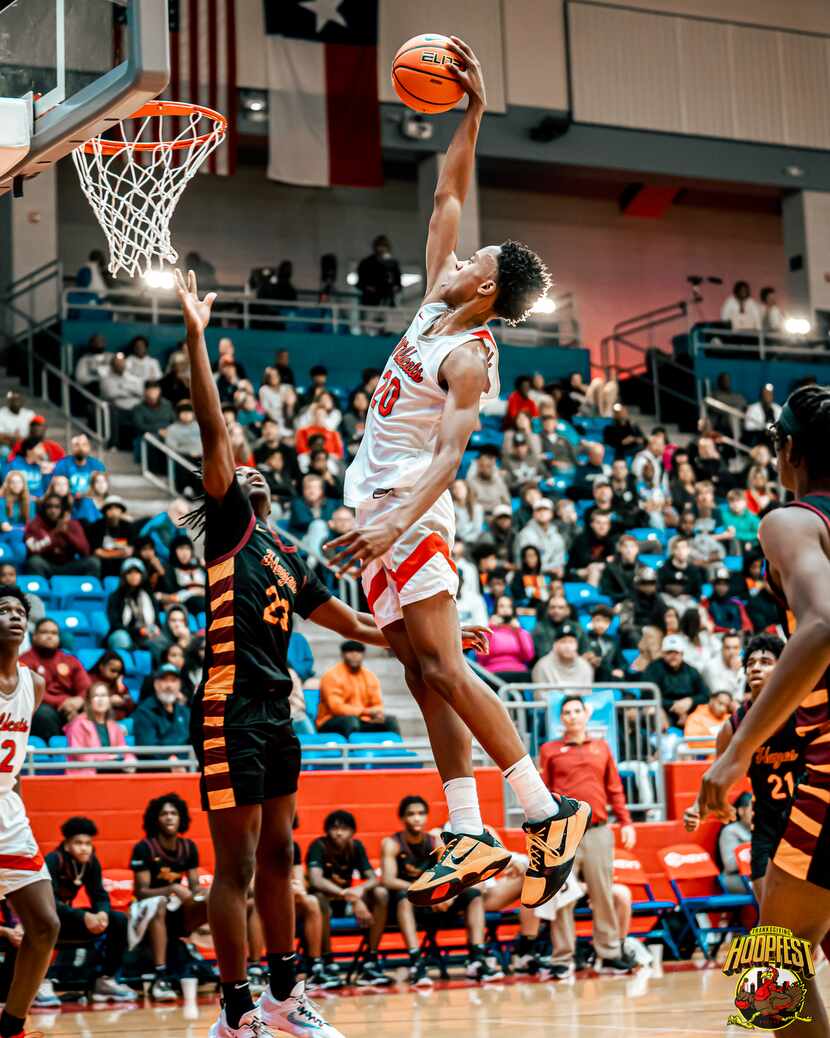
top-left (392, 533), bottom-right (456, 593)
top-left (324, 43), bottom-right (382, 188)
top-left (0, 850), bottom-right (44, 872)
top-left (207, 0), bottom-right (218, 174)
top-left (224, 0), bottom-right (237, 176)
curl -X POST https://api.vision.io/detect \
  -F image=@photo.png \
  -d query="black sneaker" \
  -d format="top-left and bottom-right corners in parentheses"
top-left (598, 955), bottom-right (635, 974)
top-left (522, 796), bottom-right (592, 908)
top-left (150, 975), bottom-right (177, 1001)
top-left (548, 962), bottom-right (575, 980)
top-left (308, 961), bottom-right (342, 991)
top-left (356, 960), bottom-right (393, 987)
top-left (465, 956), bottom-right (504, 983)
top-left (408, 958), bottom-right (433, 988)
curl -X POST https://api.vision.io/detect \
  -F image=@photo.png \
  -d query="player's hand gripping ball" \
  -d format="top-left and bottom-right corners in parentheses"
top-left (391, 33), bottom-right (465, 114)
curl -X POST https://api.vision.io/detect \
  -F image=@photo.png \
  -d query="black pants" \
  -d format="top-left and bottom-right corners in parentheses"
top-left (317, 715), bottom-right (401, 738)
top-left (32, 703), bottom-right (64, 742)
top-left (27, 555), bottom-right (101, 579)
top-left (55, 905), bottom-right (129, 978)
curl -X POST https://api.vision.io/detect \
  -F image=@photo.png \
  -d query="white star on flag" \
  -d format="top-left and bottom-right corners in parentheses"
top-left (299, 0), bottom-right (348, 34)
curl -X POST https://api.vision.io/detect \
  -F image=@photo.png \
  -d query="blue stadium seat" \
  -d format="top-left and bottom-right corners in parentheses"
top-left (49, 735), bottom-right (68, 749)
top-left (545, 689), bottom-right (618, 752)
top-left (517, 614), bottom-right (537, 632)
top-left (563, 583), bottom-right (611, 609)
top-left (723, 555), bottom-right (743, 572)
top-left (89, 612), bottom-right (110, 639)
top-left (103, 576), bottom-right (119, 595)
top-left (130, 650), bottom-right (153, 677)
top-left (303, 687), bottom-right (320, 724)
top-left (630, 527), bottom-right (668, 547)
top-left (298, 732), bottom-right (346, 770)
top-left (50, 576), bottom-right (105, 609)
top-left (638, 553), bottom-right (665, 569)
top-left (118, 716), bottom-right (134, 737)
top-left (540, 474), bottom-right (574, 495)
top-left (18, 575), bottom-right (50, 603)
top-left (76, 648), bottom-right (105, 671)
top-left (50, 611), bottom-right (97, 649)
top-left (622, 648), bottom-right (639, 668)
top-left (350, 748), bottom-right (422, 770)
top-left (347, 730), bottom-right (403, 745)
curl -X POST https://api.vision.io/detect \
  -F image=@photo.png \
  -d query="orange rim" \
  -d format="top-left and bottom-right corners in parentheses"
top-left (81, 100), bottom-right (227, 155)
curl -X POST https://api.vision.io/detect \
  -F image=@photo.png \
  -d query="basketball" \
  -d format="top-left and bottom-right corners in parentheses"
top-left (391, 34), bottom-right (465, 114)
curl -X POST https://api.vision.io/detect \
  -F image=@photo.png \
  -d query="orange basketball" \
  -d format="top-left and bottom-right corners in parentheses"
top-left (391, 34), bottom-right (465, 115)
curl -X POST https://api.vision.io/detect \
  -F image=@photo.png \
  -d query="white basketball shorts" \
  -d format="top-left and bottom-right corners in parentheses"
top-left (357, 488), bottom-right (459, 630)
top-left (0, 790), bottom-right (49, 898)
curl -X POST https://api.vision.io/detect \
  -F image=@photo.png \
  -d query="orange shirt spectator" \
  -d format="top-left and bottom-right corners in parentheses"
top-left (683, 690), bottom-right (734, 753)
top-left (295, 425), bottom-right (344, 459)
top-left (316, 641), bottom-right (400, 739)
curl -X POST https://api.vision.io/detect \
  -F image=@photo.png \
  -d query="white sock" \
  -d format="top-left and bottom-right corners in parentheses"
top-left (443, 776), bottom-right (484, 834)
top-left (504, 755), bottom-right (558, 823)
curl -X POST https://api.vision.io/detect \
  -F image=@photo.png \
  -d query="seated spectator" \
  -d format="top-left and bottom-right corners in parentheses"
top-left (571, 442), bottom-right (611, 501)
top-left (160, 350), bottom-right (191, 406)
top-left (0, 390), bottom-right (35, 450)
top-left (381, 796), bottom-right (495, 986)
top-left (125, 335), bottom-right (162, 383)
top-left (75, 251), bottom-right (108, 294)
top-left (24, 493), bottom-right (99, 578)
top-left (702, 631), bottom-right (745, 699)
top-left (584, 605), bottom-right (626, 681)
top-left (475, 596), bottom-right (535, 681)
top-left (515, 498), bottom-right (565, 576)
top-left (721, 280), bottom-right (762, 332)
top-left (657, 537), bottom-right (702, 604)
top-left (74, 470), bottom-right (110, 524)
top-left (44, 473), bottom-right (73, 516)
top-left (511, 545), bottom-right (550, 605)
top-left (52, 434), bottom-right (106, 499)
top-left (720, 488), bottom-right (760, 549)
top-left (64, 683), bottom-right (136, 774)
top-left (532, 625), bottom-right (594, 688)
top-left (132, 380), bottom-right (175, 441)
top-left (164, 399), bottom-right (203, 462)
top-left (502, 432), bottom-right (541, 493)
top-left (0, 561), bottom-right (44, 627)
top-left (599, 533), bottom-right (639, 604)
top-left (86, 650), bottom-right (134, 719)
top-left (603, 404), bottom-right (645, 459)
top-left (131, 664), bottom-right (191, 755)
top-left (139, 498), bottom-right (189, 562)
top-left (704, 568), bottom-right (752, 633)
top-left (619, 566), bottom-right (661, 646)
top-left (584, 481), bottom-right (617, 528)
top-left (692, 435), bottom-right (728, 493)
top-left (7, 436), bottom-right (48, 496)
top-left (159, 534), bottom-right (206, 616)
top-left (306, 811), bottom-right (392, 987)
top-left (341, 390), bottom-right (368, 456)
top-left (745, 465), bottom-right (775, 516)
top-left (298, 390), bottom-right (341, 432)
top-left (641, 634), bottom-right (708, 727)
top-left (106, 558), bottom-right (166, 659)
top-left (718, 793), bottom-right (753, 893)
top-left (683, 690), bottom-right (734, 753)
top-left (608, 458), bottom-right (642, 528)
top-left (451, 479), bottom-right (485, 543)
top-left (483, 503), bottom-right (515, 565)
top-left (86, 495), bottom-right (133, 579)
top-left (139, 643), bottom-right (194, 703)
top-left (533, 594), bottom-right (587, 658)
top-left (670, 460), bottom-right (697, 515)
top-left (743, 384), bottom-right (781, 445)
top-left (23, 618), bottom-right (91, 741)
top-left (759, 286), bottom-right (783, 332)
top-left (295, 404), bottom-right (344, 459)
top-left (74, 334), bottom-right (111, 389)
top-left (567, 511), bottom-right (616, 584)
top-left (44, 817), bottom-right (135, 1004)
top-left (317, 641), bottom-right (400, 737)
top-left (456, 568), bottom-right (489, 627)
top-left (505, 375), bottom-right (540, 429)
top-left (675, 512), bottom-right (725, 578)
top-left (629, 625), bottom-right (664, 674)
top-left (554, 497), bottom-right (579, 551)
top-left (677, 607), bottom-right (720, 673)
top-left (537, 412), bottom-right (579, 472)
top-left (100, 352), bottom-right (144, 446)
top-left (130, 793), bottom-right (207, 1000)
top-left (631, 428), bottom-right (667, 486)
top-left (10, 416), bottom-right (64, 464)
top-left (465, 446), bottom-right (510, 517)
top-left (132, 535), bottom-right (166, 595)
top-left (0, 470), bottom-right (32, 527)
top-left (258, 367), bottom-right (290, 430)
top-left (159, 605), bottom-right (194, 656)
top-left (305, 448), bottom-right (344, 501)
top-left (288, 474), bottom-right (336, 538)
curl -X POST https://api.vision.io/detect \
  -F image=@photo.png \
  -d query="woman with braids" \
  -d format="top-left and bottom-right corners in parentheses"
top-left (700, 384), bottom-right (830, 1038)
top-left (174, 268), bottom-right (489, 1038)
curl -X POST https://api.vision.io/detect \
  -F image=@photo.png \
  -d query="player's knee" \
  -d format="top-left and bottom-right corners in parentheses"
top-left (218, 851), bottom-right (256, 892)
top-left (303, 893), bottom-right (321, 919)
top-left (420, 657), bottom-right (464, 701)
top-left (373, 886), bottom-right (388, 906)
top-left (28, 906), bottom-right (60, 949)
top-left (268, 839), bottom-right (294, 878)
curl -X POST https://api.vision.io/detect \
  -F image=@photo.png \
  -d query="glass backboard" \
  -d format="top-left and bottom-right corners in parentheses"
top-left (0, 0), bottom-right (169, 194)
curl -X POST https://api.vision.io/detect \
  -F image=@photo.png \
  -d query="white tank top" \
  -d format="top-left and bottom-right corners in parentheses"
top-left (344, 303), bottom-right (500, 508)
top-left (0, 666), bottom-right (35, 794)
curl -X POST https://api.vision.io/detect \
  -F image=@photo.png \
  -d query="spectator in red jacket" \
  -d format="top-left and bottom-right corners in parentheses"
top-left (8, 415), bottom-right (66, 464)
top-left (294, 404), bottom-right (344, 458)
top-left (23, 617), bottom-right (91, 742)
top-left (505, 375), bottom-right (540, 429)
top-left (475, 596), bottom-right (535, 681)
top-left (24, 493), bottom-right (100, 578)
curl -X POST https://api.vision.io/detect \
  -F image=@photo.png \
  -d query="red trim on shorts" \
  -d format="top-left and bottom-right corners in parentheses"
top-left (0, 850), bottom-right (44, 872)
top-left (366, 569), bottom-right (389, 613)
top-left (392, 534), bottom-right (457, 592)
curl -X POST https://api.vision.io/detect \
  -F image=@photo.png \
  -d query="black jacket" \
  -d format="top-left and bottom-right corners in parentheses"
top-left (641, 659), bottom-right (708, 709)
top-left (46, 846), bottom-right (110, 917)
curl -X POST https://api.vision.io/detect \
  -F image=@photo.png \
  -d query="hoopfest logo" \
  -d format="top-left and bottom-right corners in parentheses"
top-left (722, 925), bottom-right (813, 1030)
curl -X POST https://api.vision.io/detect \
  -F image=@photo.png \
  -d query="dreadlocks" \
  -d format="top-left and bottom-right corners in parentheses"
top-left (179, 467), bottom-right (207, 537)
top-left (779, 384), bottom-right (830, 479)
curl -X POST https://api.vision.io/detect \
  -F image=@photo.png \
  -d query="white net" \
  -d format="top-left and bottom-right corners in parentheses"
top-left (72, 106), bottom-right (226, 279)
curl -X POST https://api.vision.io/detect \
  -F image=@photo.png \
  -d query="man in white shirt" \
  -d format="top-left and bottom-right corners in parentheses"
top-left (74, 335), bottom-right (111, 388)
top-left (631, 428), bottom-right (667, 485)
top-left (515, 498), bottom-right (567, 575)
top-left (721, 281), bottom-right (762, 332)
top-left (125, 337), bottom-right (162, 384)
top-left (99, 353), bottom-right (144, 411)
top-left (744, 384), bottom-right (782, 436)
top-left (702, 631), bottom-right (745, 701)
top-left (531, 625), bottom-right (595, 688)
top-left (0, 391), bottom-right (35, 448)
top-left (759, 287), bottom-right (783, 333)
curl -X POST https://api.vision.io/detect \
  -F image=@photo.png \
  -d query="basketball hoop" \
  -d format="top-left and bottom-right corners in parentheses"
top-left (72, 100), bottom-right (227, 279)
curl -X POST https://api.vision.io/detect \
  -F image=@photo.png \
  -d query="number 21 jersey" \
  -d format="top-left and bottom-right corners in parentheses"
top-left (344, 302), bottom-right (500, 509)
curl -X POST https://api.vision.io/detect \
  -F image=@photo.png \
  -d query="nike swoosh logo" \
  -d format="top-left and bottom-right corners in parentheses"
top-left (551, 818), bottom-right (569, 859)
top-left (449, 844), bottom-right (477, 867)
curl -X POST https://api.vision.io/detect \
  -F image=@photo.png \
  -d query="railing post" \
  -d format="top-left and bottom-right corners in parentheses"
top-left (650, 348), bottom-right (661, 423)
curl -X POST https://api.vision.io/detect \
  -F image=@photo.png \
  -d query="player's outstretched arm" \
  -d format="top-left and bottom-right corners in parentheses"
top-left (700, 506), bottom-right (830, 821)
top-left (423, 37), bottom-right (486, 299)
top-left (174, 269), bottom-right (235, 499)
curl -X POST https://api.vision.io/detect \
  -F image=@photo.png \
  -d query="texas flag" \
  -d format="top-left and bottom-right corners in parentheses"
top-left (264, 0), bottom-right (382, 188)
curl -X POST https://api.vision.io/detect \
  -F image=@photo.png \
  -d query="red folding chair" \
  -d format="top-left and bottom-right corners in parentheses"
top-left (613, 848), bottom-right (680, 958)
top-left (102, 868), bottom-right (136, 911)
top-left (658, 843), bottom-right (753, 957)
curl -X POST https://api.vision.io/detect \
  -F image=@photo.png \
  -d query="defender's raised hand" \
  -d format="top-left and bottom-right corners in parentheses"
top-left (175, 268), bottom-right (216, 333)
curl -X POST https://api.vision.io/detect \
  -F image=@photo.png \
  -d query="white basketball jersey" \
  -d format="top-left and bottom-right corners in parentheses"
top-left (0, 666), bottom-right (35, 795)
top-left (345, 303), bottom-right (500, 508)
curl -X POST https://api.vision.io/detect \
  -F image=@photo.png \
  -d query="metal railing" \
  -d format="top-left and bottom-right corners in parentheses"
top-left (61, 288), bottom-right (581, 350)
top-left (690, 324), bottom-right (829, 360)
top-left (497, 683), bottom-right (667, 827)
top-left (39, 357), bottom-right (111, 449)
top-left (1, 259), bottom-right (63, 329)
top-left (701, 395), bottom-right (753, 457)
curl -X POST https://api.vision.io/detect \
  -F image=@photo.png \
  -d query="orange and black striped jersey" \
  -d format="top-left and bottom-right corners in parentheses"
top-left (200, 477), bottom-right (331, 716)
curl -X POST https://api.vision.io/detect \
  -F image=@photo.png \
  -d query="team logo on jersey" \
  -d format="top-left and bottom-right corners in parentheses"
top-left (754, 745), bottom-right (800, 769)
top-left (260, 550), bottom-right (298, 593)
top-left (391, 338), bottom-right (424, 383)
top-left (723, 925), bottom-right (813, 1030)
top-left (0, 712), bottom-right (27, 733)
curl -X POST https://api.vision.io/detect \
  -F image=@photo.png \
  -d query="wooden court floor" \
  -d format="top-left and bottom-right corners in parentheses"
top-left (28, 963), bottom-right (830, 1038)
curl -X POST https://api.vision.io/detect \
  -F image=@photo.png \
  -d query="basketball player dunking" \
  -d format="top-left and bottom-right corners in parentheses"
top-left (700, 385), bottom-right (830, 1038)
top-left (327, 37), bottom-right (590, 910)
top-left (0, 588), bottom-right (59, 1038)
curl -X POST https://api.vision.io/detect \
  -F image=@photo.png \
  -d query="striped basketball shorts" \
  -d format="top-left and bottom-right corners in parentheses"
top-left (0, 791), bottom-right (49, 898)
top-left (357, 488), bottom-right (459, 630)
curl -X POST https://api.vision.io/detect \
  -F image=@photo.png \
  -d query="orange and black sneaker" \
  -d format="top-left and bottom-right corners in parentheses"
top-left (521, 795), bottom-right (592, 908)
top-left (407, 829), bottom-right (512, 907)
